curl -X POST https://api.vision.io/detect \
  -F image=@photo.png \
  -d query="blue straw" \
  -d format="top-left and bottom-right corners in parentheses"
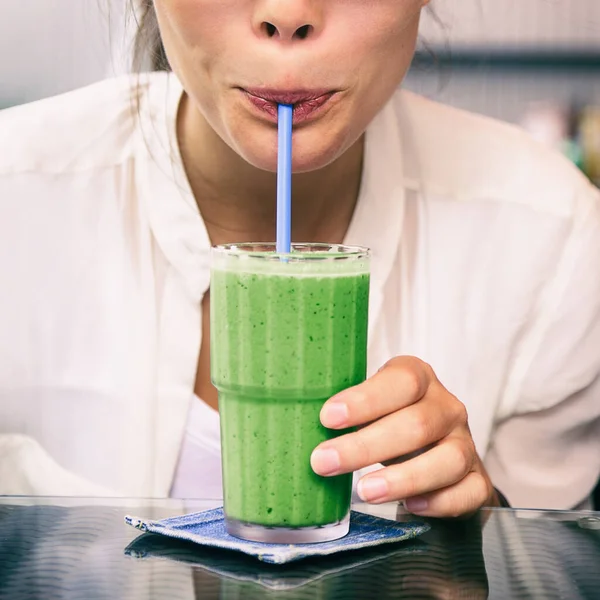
top-left (276, 104), bottom-right (293, 254)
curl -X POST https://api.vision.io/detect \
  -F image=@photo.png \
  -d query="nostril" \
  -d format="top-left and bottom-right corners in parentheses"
top-left (261, 22), bottom-right (313, 40)
top-left (263, 22), bottom-right (277, 37)
top-left (294, 25), bottom-right (312, 40)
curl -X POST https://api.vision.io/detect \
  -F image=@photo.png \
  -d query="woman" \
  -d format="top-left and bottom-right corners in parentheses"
top-left (0, 0), bottom-right (598, 515)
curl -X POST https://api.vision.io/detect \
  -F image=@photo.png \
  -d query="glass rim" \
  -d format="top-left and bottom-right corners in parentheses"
top-left (211, 242), bottom-right (370, 261)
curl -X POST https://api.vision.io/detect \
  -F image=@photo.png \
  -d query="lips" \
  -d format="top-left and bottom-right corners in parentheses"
top-left (241, 88), bottom-right (337, 124)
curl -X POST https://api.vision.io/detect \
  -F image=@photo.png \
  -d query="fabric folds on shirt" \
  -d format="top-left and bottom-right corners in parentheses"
top-left (0, 73), bottom-right (599, 509)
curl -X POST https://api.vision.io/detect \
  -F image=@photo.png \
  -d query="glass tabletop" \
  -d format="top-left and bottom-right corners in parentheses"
top-left (0, 497), bottom-right (598, 599)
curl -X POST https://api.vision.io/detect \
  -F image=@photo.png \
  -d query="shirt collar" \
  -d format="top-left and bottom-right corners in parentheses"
top-left (345, 95), bottom-right (406, 345)
top-left (136, 72), bottom-right (211, 303)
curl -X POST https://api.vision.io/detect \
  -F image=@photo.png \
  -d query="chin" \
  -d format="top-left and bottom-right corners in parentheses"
top-left (232, 124), bottom-right (350, 174)
top-left (292, 143), bottom-right (346, 174)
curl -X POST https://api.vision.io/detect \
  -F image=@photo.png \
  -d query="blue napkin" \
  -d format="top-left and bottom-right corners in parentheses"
top-left (125, 507), bottom-right (430, 565)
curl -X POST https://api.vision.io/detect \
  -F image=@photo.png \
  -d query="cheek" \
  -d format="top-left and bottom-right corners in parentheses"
top-left (155, 0), bottom-right (242, 70)
top-left (155, 0), bottom-right (241, 134)
top-left (342, 7), bottom-right (421, 121)
top-left (347, 5), bottom-right (421, 74)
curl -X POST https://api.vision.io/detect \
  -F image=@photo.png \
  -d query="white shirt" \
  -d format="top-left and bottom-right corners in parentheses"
top-left (0, 73), bottom-right (599, 509)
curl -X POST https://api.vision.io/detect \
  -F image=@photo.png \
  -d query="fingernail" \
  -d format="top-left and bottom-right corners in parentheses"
top-left (358, 477), bottom-right (389, 502)
top-left (405, 497), bottom-right (429, 513)
top-left (310, 448), bottom-right (341, 476)
top-left (321, 402), bottom-right (349, 428)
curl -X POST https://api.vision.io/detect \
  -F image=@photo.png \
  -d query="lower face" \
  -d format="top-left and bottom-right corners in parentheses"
top-left (154, 0), bottom-right (426, 173)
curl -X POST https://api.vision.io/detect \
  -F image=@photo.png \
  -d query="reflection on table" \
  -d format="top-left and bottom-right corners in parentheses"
top-left (0, 498), bottom-right (598, 599)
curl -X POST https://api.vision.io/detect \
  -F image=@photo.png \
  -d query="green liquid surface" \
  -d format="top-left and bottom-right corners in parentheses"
top-left (211, 265), bottom-right (369, 528)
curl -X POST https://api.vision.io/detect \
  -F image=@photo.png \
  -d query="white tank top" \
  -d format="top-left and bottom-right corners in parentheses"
top-left (169, 396), bottom-right (223, 500)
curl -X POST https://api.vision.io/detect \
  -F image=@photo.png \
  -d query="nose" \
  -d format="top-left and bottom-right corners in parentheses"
top-left (253, 0), bottom-right (323, 43)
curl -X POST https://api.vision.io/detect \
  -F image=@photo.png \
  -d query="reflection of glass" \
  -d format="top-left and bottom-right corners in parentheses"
top-left (127, 532), bottom-right (424, 593)
top-left (211, 243), bottom-right (370, 544)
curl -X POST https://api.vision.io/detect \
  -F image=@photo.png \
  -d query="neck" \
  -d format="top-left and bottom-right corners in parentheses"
top-left (177, 94), bottom-right (364, 247)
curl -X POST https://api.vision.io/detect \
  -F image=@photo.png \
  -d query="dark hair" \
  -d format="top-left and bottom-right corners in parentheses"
top-left (132, 0), bottom-right (170, 72)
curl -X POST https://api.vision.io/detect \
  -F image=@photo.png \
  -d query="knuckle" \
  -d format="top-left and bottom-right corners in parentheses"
top-left (445, 503), bottom-right (464, 520)
top-left (409, 412), bottom-right (431, 446)
top-left (408, 356), bottom-right (435, 380)
top-left (449, 440), bottom-right (472, 477)
top-left (403, 366), bottom-right (424, 399)
top-left (383, 355), bottom-right (405, 369)
top-left (382, 356), bottom-right (433, 401)
top-left (434, 472), bottom-right (488, 519)
top-left (452, 506), bottom-right (468, 519)
top-left (453, 399), bottom-right (469, 425)
top-left (419, 359), bottom-right (436, 380)
top-left (474, 472), bottom-right (492, 503)
top-left (379, 357), bottom-right (395, 372)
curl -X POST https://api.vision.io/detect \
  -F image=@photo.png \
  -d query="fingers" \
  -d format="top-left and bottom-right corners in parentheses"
top-left (355, 435), bottom-right (476, 504)
top-left (312, 392), bottom-right (468, 475)
top-left (320, 356), bottom-right (434, 429)
top-left (312, 353), bottom-right (492, 519)
top-left (403, 470), bottom-right (492, 519)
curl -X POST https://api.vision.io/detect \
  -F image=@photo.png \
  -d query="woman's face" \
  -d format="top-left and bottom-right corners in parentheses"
top-left (155, 0), bottom-right (428, 172)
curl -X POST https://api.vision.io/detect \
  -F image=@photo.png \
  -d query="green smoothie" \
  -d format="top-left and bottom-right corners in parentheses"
top-left (211, 243), bottom-right (370, 538)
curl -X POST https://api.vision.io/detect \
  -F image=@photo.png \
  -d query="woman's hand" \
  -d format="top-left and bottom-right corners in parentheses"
top-left (310, 356), bottom-right (499, 518)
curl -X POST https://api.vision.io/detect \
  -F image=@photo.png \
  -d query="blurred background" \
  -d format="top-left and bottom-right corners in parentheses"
top-left (0, 0), bottom-right (129, 107)
top-left (411, 0), bottom-right (600, 186)
top-left (1, 0), bottom-right (599, 185)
